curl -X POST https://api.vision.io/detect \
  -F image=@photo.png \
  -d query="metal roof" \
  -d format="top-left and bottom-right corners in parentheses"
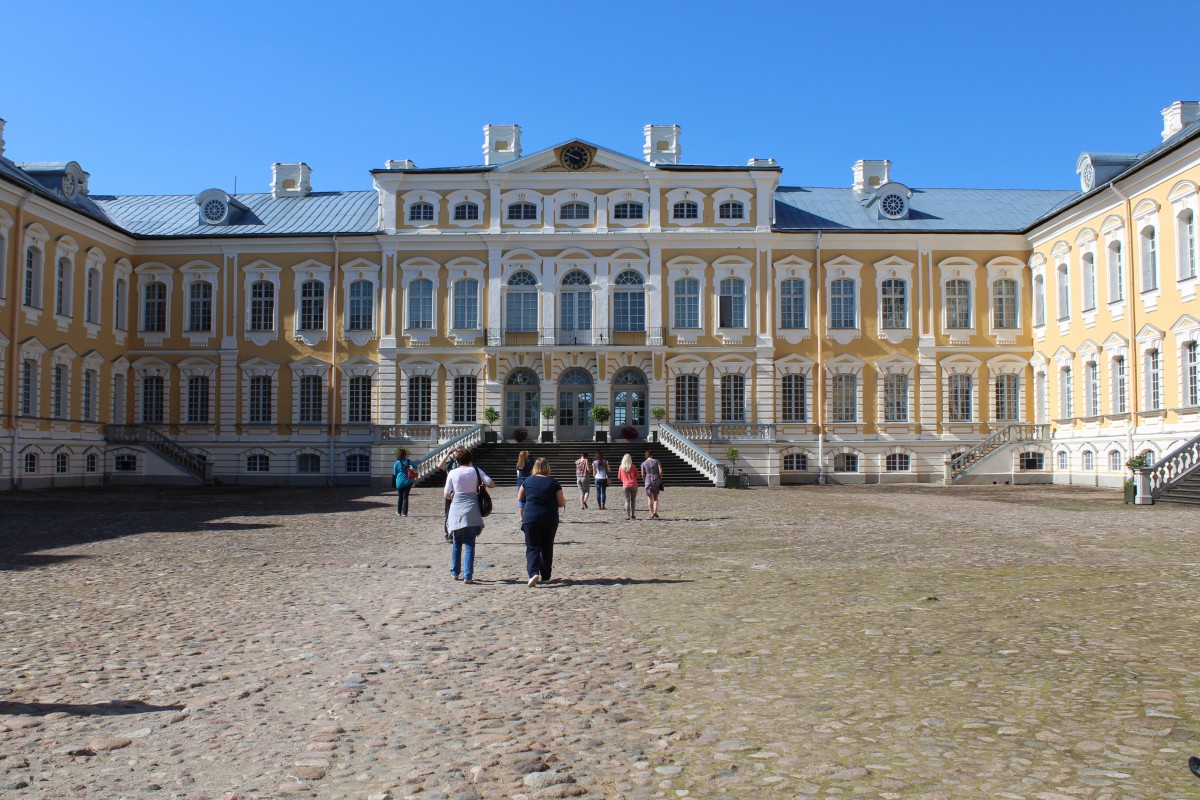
top-left (774, 186), bottom-right (1078, 232)
top-left (90, 191), bottom-right (380, 237)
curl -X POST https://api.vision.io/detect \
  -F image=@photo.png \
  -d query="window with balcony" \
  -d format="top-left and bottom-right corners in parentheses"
top-left (506, 271), bottom-right (538, 332)
top-left (613, 271), bottom-right (645, 332)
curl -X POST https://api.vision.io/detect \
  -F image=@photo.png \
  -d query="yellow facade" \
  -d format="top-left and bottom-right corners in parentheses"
top-left (2, 111), bottom-right (1197, 489)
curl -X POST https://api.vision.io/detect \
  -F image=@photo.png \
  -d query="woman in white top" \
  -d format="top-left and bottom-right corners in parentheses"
top-left (442, 449), bottom-right (495, 584)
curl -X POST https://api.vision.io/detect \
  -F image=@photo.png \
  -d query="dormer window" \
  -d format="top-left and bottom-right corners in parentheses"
top-left (879, 192), bottom-right (907, 219)
top-left (409, 202), bottom-right (435, 222)
top-left (718, 201), bottom-right (744, 220)
top-left (560, 201), bottom-right (590, 220)
top-left (453, 202), bottom-right (479, 221)
top-left (508, 202), bottom-right (538, 220)
top-left (202, 198), bottom-right (227, 223)
top-left (197, 188), bottom-right (235, 226)
top-left (673, 201), bottom-right (699, 220)
top-left (613, 201), bottom-right (643, 219)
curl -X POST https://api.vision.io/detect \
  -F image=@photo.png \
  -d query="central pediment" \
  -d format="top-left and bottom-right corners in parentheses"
top-left (494, 139), bottom-right (652, 174)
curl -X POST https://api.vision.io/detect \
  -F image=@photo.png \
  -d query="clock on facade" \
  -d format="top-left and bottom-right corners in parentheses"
top-left (559, 144), bottom-right (591, 171)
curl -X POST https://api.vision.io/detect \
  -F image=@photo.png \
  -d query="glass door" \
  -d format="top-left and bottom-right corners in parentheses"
top-left (559, 271), bottom-right (592, 345)
top-left (612, 368), bottom-right (648, 439)
top-left (556, 367), bottom-right (595, 441)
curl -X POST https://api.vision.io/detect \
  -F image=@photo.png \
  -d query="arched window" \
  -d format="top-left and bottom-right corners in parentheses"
top-left (452, 279), bottom-right (479, 330)
top-left (348, 280), bottom-right (374, 331)
top-left (830, 374), bottom-right (857, 423)
top-left (1108, 240), bottom-right (1124, 302)
top-left (24, 246), bottom-right (43, 308)
top-left (1081, 253), bottom-right (1096, 311)
top-left (885, 453), bottom-right (910, 471)
top-left (830, 279), bottom-right (856, 329)
top-left (55, 257), bottom-right (72, 317)
top-left (1056, 450), bottom-right (1069, 471)
top-left (993, 278), bottom-right (1018, 329)
top-left (780, 279), bottom-right (806, 329)
top-left (1082, 450), bottom-right (1095, 471)
top-left (246, 454), bottom-right (270, 473)
top-left (613, 270), bottom-right (645, 332)
top-left (1033, 275), bottom-right (1046, 326)
top-left (1179, 209), bottom-right (1197, 280)
top-left (995, 373), bottom-right (1020, 421)
top-left (783, 453), bottom-right (809, 471)
top-left (409, 202), bottom-right (434, 222)
top-left (249, 375), bottom-right (272, 424)
top-left (508, 202), bottom-right (538, 221)
top-left (1108, 450), bottom-right (1122, 471)
top-left (834, 452), bottom-right (858, 472)
top-left (85, 269), bottom-right (101, 324)
top-left (452, 375), bottom-right (477, 423)
top-left (407, 278), bottom-right (433, 330)
top-left (1185, 341), bottom-right (1200, 407)
top-left (453, 202), bottom-right (479, 221)
top-left (1112, 355), bottom-right (1127, 414)
top-left (781, 374), bottom-right (806, 422)
top-left (675, 374), bottom-right (700, 421)
top-left (348, 375), bottom-right (372, 423)
top-left (718, 278), bottom-right (745, 328)
top-left (85, 453), bottom-right (98, 473)
top-left (188, 281), bottom-right (212, 332)
top-left (506, 271), bottom-right (538, 332)
top-left (143, 281), bottom-right (167, 332)
top-left (299, 375), bottom-right (323, 423)
top-left (720, 374), bottom-right (745, 422)
top-left (1146, 348), bottom-right (1162, 410)
top-left (672, 200), bottom-right (698, 220)
top-left (560, 201), bottom-right (590, 220)
top-left (1141, 225), bottom-right (1158, 291)
top-left (945, 278), bottom-right (971, 329)
top-left (883, 373), bottom-right (908, 422)
top-left (948, 373), bottom-right (972, 421)
top-left (881, 279), bottom-right (907, 329)
top-left (300, 280), bottom-right (325, 331)
top-left (298, 453), bottom-right (321, 473)
top-left (613, 201), bottom-right (643, 220)
top-left (674, 277), bottom-right (700, 329)
top-left (24, 453), bottom-right (38, 474)
top-left (718, 201), bottom-right (744, 220)
top-left (249, 280), bottom-right (274, 331)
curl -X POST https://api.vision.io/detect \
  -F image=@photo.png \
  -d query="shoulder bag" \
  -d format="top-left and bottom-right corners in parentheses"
top-left (474, 467), bottom-right (493, 517)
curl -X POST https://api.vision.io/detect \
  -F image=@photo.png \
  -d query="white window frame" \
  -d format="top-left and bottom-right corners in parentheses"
top-left (939, 257), bottom-right (978, 344)
top-left (22, 224), bottom-right (49, 324)
top-left (401, 190), bottom-right (442, 229)
top-left (607, 189), bottom-right (650, 229)
top-left (447, 257), bottom-right (485, 343)
top-left (501, 190), bottom-right (543, 229)
top-left (1169, 181), bottom-right (1199, 299)
top-left (53, 236), bottom-right (78, 328)
top-left (240, 261), bottom-right (280, 345)
top-left (665, 188), bottom-right (706, 228)
top-left (179, 359), bottom-right (217, 427)
top-left (179, 260), bottom-right (218, 346)
top-left (290, 358), bottom-right (330, 427)
top-left (291, 260), bottom-right (332, 346)
top-left (1133, 199), bottom-right (1161, 311)
top-left (341, 358), bottom-right (378, 425)
top-left (446, 189), bottom-right (486, 229)
top-left (825, 256), bottom-right (863, 344)
top-left (713, 256), bottom-right (753, 344)
top-left (133, 359), bottom-right (170, 425)
top-left (552, 189), bottom-right (598, 228)
top-left (112, 259), bottom-right (132, 344)
top-left (666, 257), bottom-right (706, 343)
top-left (239, 359), bottom-right (279, 428)
top-left (713, 188), bottom-right (752, 227)
top-left (134, 263), bottom-right (173, 347)
top-left (875, 256), bottom-right (914, 343)
top-left (824, 356), bottom-right (864, 428)
top-left (0, 208), bottom-right (11, 304)
top-left (1171, 316), bottom-right (1200, 410)
top-left (49, 346), bottom-right (75, 420)
top-left (1100, 215), bottom-right (1126, 315)
top-left (341, 258), bottom-right (381, 346)
top-left (400, 258), bottom-right (439, 345)
top-left (83, 247), bottom-right (105, 336)
top-left (876, 357), bottom-right (915, 427)
top-left (773, 256), bottom-right (811, 344)
top-left (986, 258), bottom-right (1024, 344)
top-left (941, 356), bottom-right (981, 428)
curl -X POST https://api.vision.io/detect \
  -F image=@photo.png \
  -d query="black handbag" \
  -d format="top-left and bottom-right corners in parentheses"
top-left (474, 467), bottom-right (493, 517)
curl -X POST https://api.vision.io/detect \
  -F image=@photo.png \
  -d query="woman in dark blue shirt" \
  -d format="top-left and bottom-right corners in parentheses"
top-left (516, 457), bottom-right (566, 587)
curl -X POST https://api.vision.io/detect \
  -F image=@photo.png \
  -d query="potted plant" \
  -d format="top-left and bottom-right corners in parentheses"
top-left (1124, 453), bottom-right (1150, 504)
top-left (590, 405), bottom-right (611, 443)
top-left (540, 405), bottom-right (557, 443)
top-left (649, 407), bottom-right (666, 442)
top-left (514, 427), bottom-right (528, 443)
top-left (620, 426), bottom-right (638, 440)
top-left (724, 447), bottom-right (742, 489)
top-left (483, 406), bottom-right (500, 444)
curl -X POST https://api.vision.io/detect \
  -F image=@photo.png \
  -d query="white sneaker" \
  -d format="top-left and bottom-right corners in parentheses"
top-left (527, 574), bottom-right (540, 588)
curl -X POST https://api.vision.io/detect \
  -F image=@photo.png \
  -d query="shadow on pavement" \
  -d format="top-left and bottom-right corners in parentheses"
top-left (0, 700), bottom-right (187, 717)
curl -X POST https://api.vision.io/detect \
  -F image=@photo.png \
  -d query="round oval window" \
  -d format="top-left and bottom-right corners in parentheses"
top-left (880, 193), bottom-right (906, 218)
top-left (202, 199), bottom-right (227, 223)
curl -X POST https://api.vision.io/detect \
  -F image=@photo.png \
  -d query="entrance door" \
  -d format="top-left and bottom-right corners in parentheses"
top-left (504, 369), bottom-right (540, 439)
top-left (612, 367), bottom-right (648, 439)
top-left (557, 368), bottom-right (594, 441)
top-left (558, 271), bottom-right (592, 345)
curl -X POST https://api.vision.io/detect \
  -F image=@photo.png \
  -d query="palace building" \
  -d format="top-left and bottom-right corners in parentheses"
top-left (2, 106), bottom-right (1198, 491)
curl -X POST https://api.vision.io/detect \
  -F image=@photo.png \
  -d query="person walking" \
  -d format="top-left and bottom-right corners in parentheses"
top-left (574, 452), bottom-right (592, 509)
top-left (591, 451), bottom-right (611, 510)
top-left (392, 447), bottom-right (417, 517)
top-left (443, 450), bottom-right (495, 584)
top-left (517, 457), bottom-right (566, 587)
top-left (617, 453), bottom-right (640, 520)
top-left (438, 447), bottom-right (463, 541)
top-left (515, 450), bottom-right (533, 524)
top-left (641, 449), bottom-right (664, 520)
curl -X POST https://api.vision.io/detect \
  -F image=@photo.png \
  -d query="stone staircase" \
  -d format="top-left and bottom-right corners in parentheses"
top-left (417, 441), bottom-right (715, 488)
top-left (1149, 433), bottom-right (1200, 505)
top-left (1158, 470), bottom-right (1200, 505)
top-left (106, 424), bottom-right (211, 483)
top-left (949, 423), bottom-right (1049, 483)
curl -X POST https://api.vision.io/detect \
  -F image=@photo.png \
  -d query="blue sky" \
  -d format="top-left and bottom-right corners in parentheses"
top-left (3, 0), bottom-right (1198, 196)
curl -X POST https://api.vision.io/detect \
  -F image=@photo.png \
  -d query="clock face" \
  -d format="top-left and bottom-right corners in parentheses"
top-left (560, 145), bottom-right (591, 171)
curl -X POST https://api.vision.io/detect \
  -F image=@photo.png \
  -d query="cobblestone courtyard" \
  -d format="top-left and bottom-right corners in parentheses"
top-left (2, 483), bottom-right (1200, 799)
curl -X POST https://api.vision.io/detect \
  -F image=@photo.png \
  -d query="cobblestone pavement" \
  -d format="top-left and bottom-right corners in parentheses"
top-left (2, 483), bottom-right (1200, 799)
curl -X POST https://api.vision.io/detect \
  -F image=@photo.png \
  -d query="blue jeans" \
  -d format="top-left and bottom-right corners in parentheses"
top-left (450, 526), bottom-right (482, 579)
top-left (594, 479), bottom-right (608, 507)
top-left (396, 486), bottom-right (411, 515)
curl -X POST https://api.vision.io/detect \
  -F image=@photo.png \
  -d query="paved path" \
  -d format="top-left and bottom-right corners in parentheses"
top-left (1, 484), bottom-right (1199, 799)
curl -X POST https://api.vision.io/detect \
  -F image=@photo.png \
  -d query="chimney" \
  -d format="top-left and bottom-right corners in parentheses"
top-left (483, 124), bottom-right (522, 166)
top-left (643, 124), bottom-right (681, 165)
top-left (747, 157), bottom-right (777, 167)
top-left (0, 118), bottom-right (6, 157)
top-left (1161, 101), bottom-right (1200, 141)
top-left (852, 159), bottom-right (891, 192)
top-left (270, 162), bottom-right (312, 198)
top-left (385, 159), bottom-right (417, 170)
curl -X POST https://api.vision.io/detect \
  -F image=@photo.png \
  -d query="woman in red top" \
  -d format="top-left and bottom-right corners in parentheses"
top-left (617, 453), bottom-right (640, 520)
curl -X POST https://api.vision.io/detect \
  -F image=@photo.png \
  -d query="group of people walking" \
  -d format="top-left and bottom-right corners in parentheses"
top-left (391, 446), bottom-right (665, 587)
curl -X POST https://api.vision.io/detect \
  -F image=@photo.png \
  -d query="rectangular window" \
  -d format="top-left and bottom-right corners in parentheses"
top-left (885, 453), bottom-right (910, 472)
top-left (246, 454), bottom-right (270, 473)
top-left (452, 280), bottom-right (479, 330)
top-left (781, 374), bottom-right (807, 422)
top-left (188, 281), bottom-right (213, 332)
top-left (249, 375), bottom-right (272, 424)
top-left (995, 374), bottom-right (1020, 422)
top-left (24, 248), bottom-right (39, 308)
top-left (1108, 242), bottom-right (1124, 302)
top-left (779, 279), bottom-right (806, 329)
top-left (52, 365), bottom-right (65, 419)
top-left (1081, 254), bottom-right (1096, 311)
top-left (298, 453), bottom-right (321, 473)
top-left (1113, 356), bottom-right (1127, 414)
top-left (85, 270), bottom-right (99, 324)
top-left (1186, 342), bottom-right (1200, 407)
top-left (142, 375), bottom-right (164, 424)
top-left (114, 454), bottom-right (137, 472)
top-left (1085, 361), bottom-right (1100, 417)
top-left (881, 279), bottom-right (907, 329)
top-left (948, 374), bottom-right (973, 422)
top-left (55, 258), bottom-right (69, 316)
top-left (1141, 227), bottom-right (1158, 291)
top-left (1147, 349), bottom-right (1161, 410)
top-left (674, 278), bottom-right (700, 329)
top-left (830, 374), bottom-right (857, 423)
top-left (407, 280), bottom-right (433, 330)
top-left (408, 375), bottom-right (432, 423)
top-left (993, 279), bottom-right (1018, 329)
top-left (21, 359), bottom-right (36, 416)
top-left (452, 376), bottom-right (477, 423)
top-left (830, 279), bottom-right (856, 329)
top-left (348, 280), bottom-right (374, 331)
top-left (945, 279), bottom-right (971, 329)
top-left (720, 374), bottom-right (745, 422)
top-left (143, 282), bottom-right (167, 332)
top-left (249, 281), bottom-right (275, 331)
top-left (883, 373), bottom-right (908, 423)
top-left (674, 374), bottom-right (699, 422)
top-left (299, 375), bottom-right (323, 423)
top-left (1060, 367), bottom-right (1073, 419)
top-left (348, 375), bottom-right (372, 423)
top-left (613, 292), bottom-right (645, 333)
top-left (300, 281), bottom-right (325, 330)
top-left (115, 278), bottom-right (127, 331)
top-left (717, 278), bottom-right (745, 328)
top-left (506, 291), bottom-right (538, 332)
top-left (82, 370), bottom-right (95, 422)
top-left (187, 376), bottom-right (210, 424)
top-left (1182, 211), bottom-right (1198, 281)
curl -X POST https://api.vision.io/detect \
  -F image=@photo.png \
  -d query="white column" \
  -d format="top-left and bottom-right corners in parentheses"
top-left (487, 247), bottom-right (502, 341)
top-left (646, 248), bottom-right (662, 337)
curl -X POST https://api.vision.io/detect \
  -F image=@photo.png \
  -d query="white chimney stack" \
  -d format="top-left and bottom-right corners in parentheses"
top-left (0, 118), bottom-right (6, 157)
top-left (852, 159), bottom-right (891, 192)
top-left (643, 124), bottom-right (681, 165)
top-left (270, 162), bottom-right (312, 198)
top-left (483, 124), bottom-right (522, 166)
top-left (1161, 101), bottom-right (1200, 141)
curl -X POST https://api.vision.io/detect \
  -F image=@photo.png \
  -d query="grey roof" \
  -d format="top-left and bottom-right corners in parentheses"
top-left (90, 191), bottom-right (380, 237)
top-left (774, 186), bottom-right (1078, 232)
top-left (0, 156), bottom-right (125, 232)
